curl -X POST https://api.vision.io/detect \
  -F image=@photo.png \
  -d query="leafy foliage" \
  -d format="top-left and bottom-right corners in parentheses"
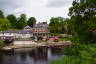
top-left (50, 44), bottom-right (96, 64)
top-left (0, 18), bottom-right (11, 31)
top-left (68, 0), bottom-right (96, 43)
top-left (0, 10), bottom-right (4, 18)
top-left (17, 14), bottom-right (27, 29)
top-left (7, 14), bottom-right (18, 29)
top-left (0, 10), bottom-right (37, 30)
top-left (50, 0), bottom-right (96, 64)
top-left (27, 17), bottom-right (36, 27)
top-left (50, 56), bottom-right (79, 64)
top-left (49, 17), bottom-right (67, 34)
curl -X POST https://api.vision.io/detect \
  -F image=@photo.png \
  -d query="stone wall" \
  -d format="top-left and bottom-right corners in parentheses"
top-left (13, 41), bottom-right (36, 46)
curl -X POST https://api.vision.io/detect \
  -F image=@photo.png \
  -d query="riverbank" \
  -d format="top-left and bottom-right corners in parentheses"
top-left (49, 43), bottom-right (96, 64)
top-left (1, 40), bottom-right (72, 50)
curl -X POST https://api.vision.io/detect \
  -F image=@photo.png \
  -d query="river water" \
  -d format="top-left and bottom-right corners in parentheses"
top-left (0, 48), bottom-right (64, 64)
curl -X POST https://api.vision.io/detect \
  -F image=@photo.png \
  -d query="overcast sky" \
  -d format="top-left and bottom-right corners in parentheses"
top-left (0, 0), bottom-right (73, 22)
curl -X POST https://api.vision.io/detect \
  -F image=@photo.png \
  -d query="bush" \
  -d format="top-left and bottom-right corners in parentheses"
top-left (49, 44), bottom-right (96, 64)
top-left (31, 36), bottom-right (35, 40)
top-left (0, 40), bottom-right (3, 48)
top-left (49, 56), bottom-right (79, 64)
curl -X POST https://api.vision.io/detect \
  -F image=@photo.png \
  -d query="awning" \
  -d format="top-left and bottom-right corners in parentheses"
top-left (53, 37), bottom-right (59, 40)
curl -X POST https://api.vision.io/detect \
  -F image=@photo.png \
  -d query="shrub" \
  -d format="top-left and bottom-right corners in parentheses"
top-left (0, 40), bottom-right (3, 48)
top-left (49, 44), bottom-right (96, 64)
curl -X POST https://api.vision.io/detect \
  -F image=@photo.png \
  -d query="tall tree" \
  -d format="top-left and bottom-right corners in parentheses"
top-left (68, 0), bottom-right (96, 43)
top-left (7, 14), bottom-right (18, 29)
top-left (17, 14), bottom-right (27, 29)
top-left (0, 10), bottom-right (4, 18)
top-left (49, 17), bottom-right (59, 33)
top-left (0, 18), bottom-right (11, 31)
top-left (49, 17), bottom-right (66, 34)
top-left (27, 17), bottom-right (36, 27)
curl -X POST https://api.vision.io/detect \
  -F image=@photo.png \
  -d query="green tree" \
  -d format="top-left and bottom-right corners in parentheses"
top-left (49, 17), bottom-right (67, 34)
top-left (27, 17), bottom-right (36, 27)
top-left (50, 0), bottom-right (96, 64)
top-left (17, 14), bottom-right (27, 29)
top-left (0, 10), bottom-right (4, 18)
top-left (0, 18), bottom-right (11, 31)
top-left (68, 0), bottom-right (96, 43)
top-left (7, 14), bottom-right (18, 29)
top-left (49, 17), bottom-right (60, 34)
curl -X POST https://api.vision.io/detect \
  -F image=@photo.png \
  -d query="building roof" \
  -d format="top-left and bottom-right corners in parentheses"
top-left (0, 30), bottom-right (33, 34)
top-left (0, 30), bottom-right (15, 33)
top-left (24, 26), bottom-right (32, 29)
top-left (33, 22), bottom-right (48, 28)
top-left (0, 22), bottom-right (48, 34)
top-left (16, 30), bottom-right (32, 34)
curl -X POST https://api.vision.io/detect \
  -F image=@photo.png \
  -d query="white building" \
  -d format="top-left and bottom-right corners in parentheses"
top-left (0, 22), bottom-right (49, 41)
top-left (0, 30), bottom-right (33, 40)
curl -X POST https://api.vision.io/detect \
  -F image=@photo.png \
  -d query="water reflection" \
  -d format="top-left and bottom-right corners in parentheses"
top-left (0, 48), bottom-right (64, 64)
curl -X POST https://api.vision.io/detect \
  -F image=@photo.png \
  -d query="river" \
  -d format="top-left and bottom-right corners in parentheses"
top-left (0, 48), bottom-right (64, 64)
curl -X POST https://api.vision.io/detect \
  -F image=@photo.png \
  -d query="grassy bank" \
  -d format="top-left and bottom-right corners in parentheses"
top-left (49, 43), bottom-right (96, 64)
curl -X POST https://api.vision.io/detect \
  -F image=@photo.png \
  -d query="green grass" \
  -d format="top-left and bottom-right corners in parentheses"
top-left (60, 38), bottom-right (70, 41)
top-left (49, 56), bottom-right (79, 64)
top-left (49, 44), bottom-right (96, 64)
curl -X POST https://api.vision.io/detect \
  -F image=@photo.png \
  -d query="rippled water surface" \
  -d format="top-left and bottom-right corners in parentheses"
top-left (0, 48), bottom-right (64, 64)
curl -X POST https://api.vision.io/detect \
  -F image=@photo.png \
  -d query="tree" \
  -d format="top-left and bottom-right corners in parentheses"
top-left (27, 17), bottom-right (36, 27)
top-left (0, 10), bottom-right (4, 18)
top-left (49, 17), bottom-right (60, 34)
top-left (17, 14), bottom-right (27, 29)
top-left (68, 0), bottom-right (96, 43)
top-left (0, 18), bottom-right (11, 31)
top-left (69, 0), bottom-right (96, 19)
top-left (7, 14), bottom-right (18, 29)
top-left (49, 17), bottom-right (67, 34)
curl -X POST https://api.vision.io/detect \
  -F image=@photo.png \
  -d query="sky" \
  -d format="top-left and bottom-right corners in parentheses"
top-left (0, 0), bottom-right (73, 22)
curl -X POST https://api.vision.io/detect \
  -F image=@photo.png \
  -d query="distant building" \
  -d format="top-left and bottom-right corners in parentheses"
top-left (32, 22), bottom-right (49, 38)
top-left (15, 30), bottom-right (33, 39)
top-left (0, 22), bottom-right (49, 41)
top-left (0, 30), bottom-right (15, 40)
top-left (24, 26), bottom-right (32, 30)
top-left (0, 30), bottom-right (32, 40)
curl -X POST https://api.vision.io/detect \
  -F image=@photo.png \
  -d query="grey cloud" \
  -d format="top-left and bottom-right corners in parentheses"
top-left (47, 0), bottom-right (73, 8)
top-left (0, 0), bottom-right (20, 10)
top-left (0, 0), bottom-right (72, 22)
top-left (0, 0), bottom-right (24, 15)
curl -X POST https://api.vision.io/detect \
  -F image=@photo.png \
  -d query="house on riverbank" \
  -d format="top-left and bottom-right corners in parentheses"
top-left (0, 30), bottom-right (33, 40)
top-left (32, 22), bottom-right (49, 39)
top-left (0, 22), bottom-right (49, 41)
